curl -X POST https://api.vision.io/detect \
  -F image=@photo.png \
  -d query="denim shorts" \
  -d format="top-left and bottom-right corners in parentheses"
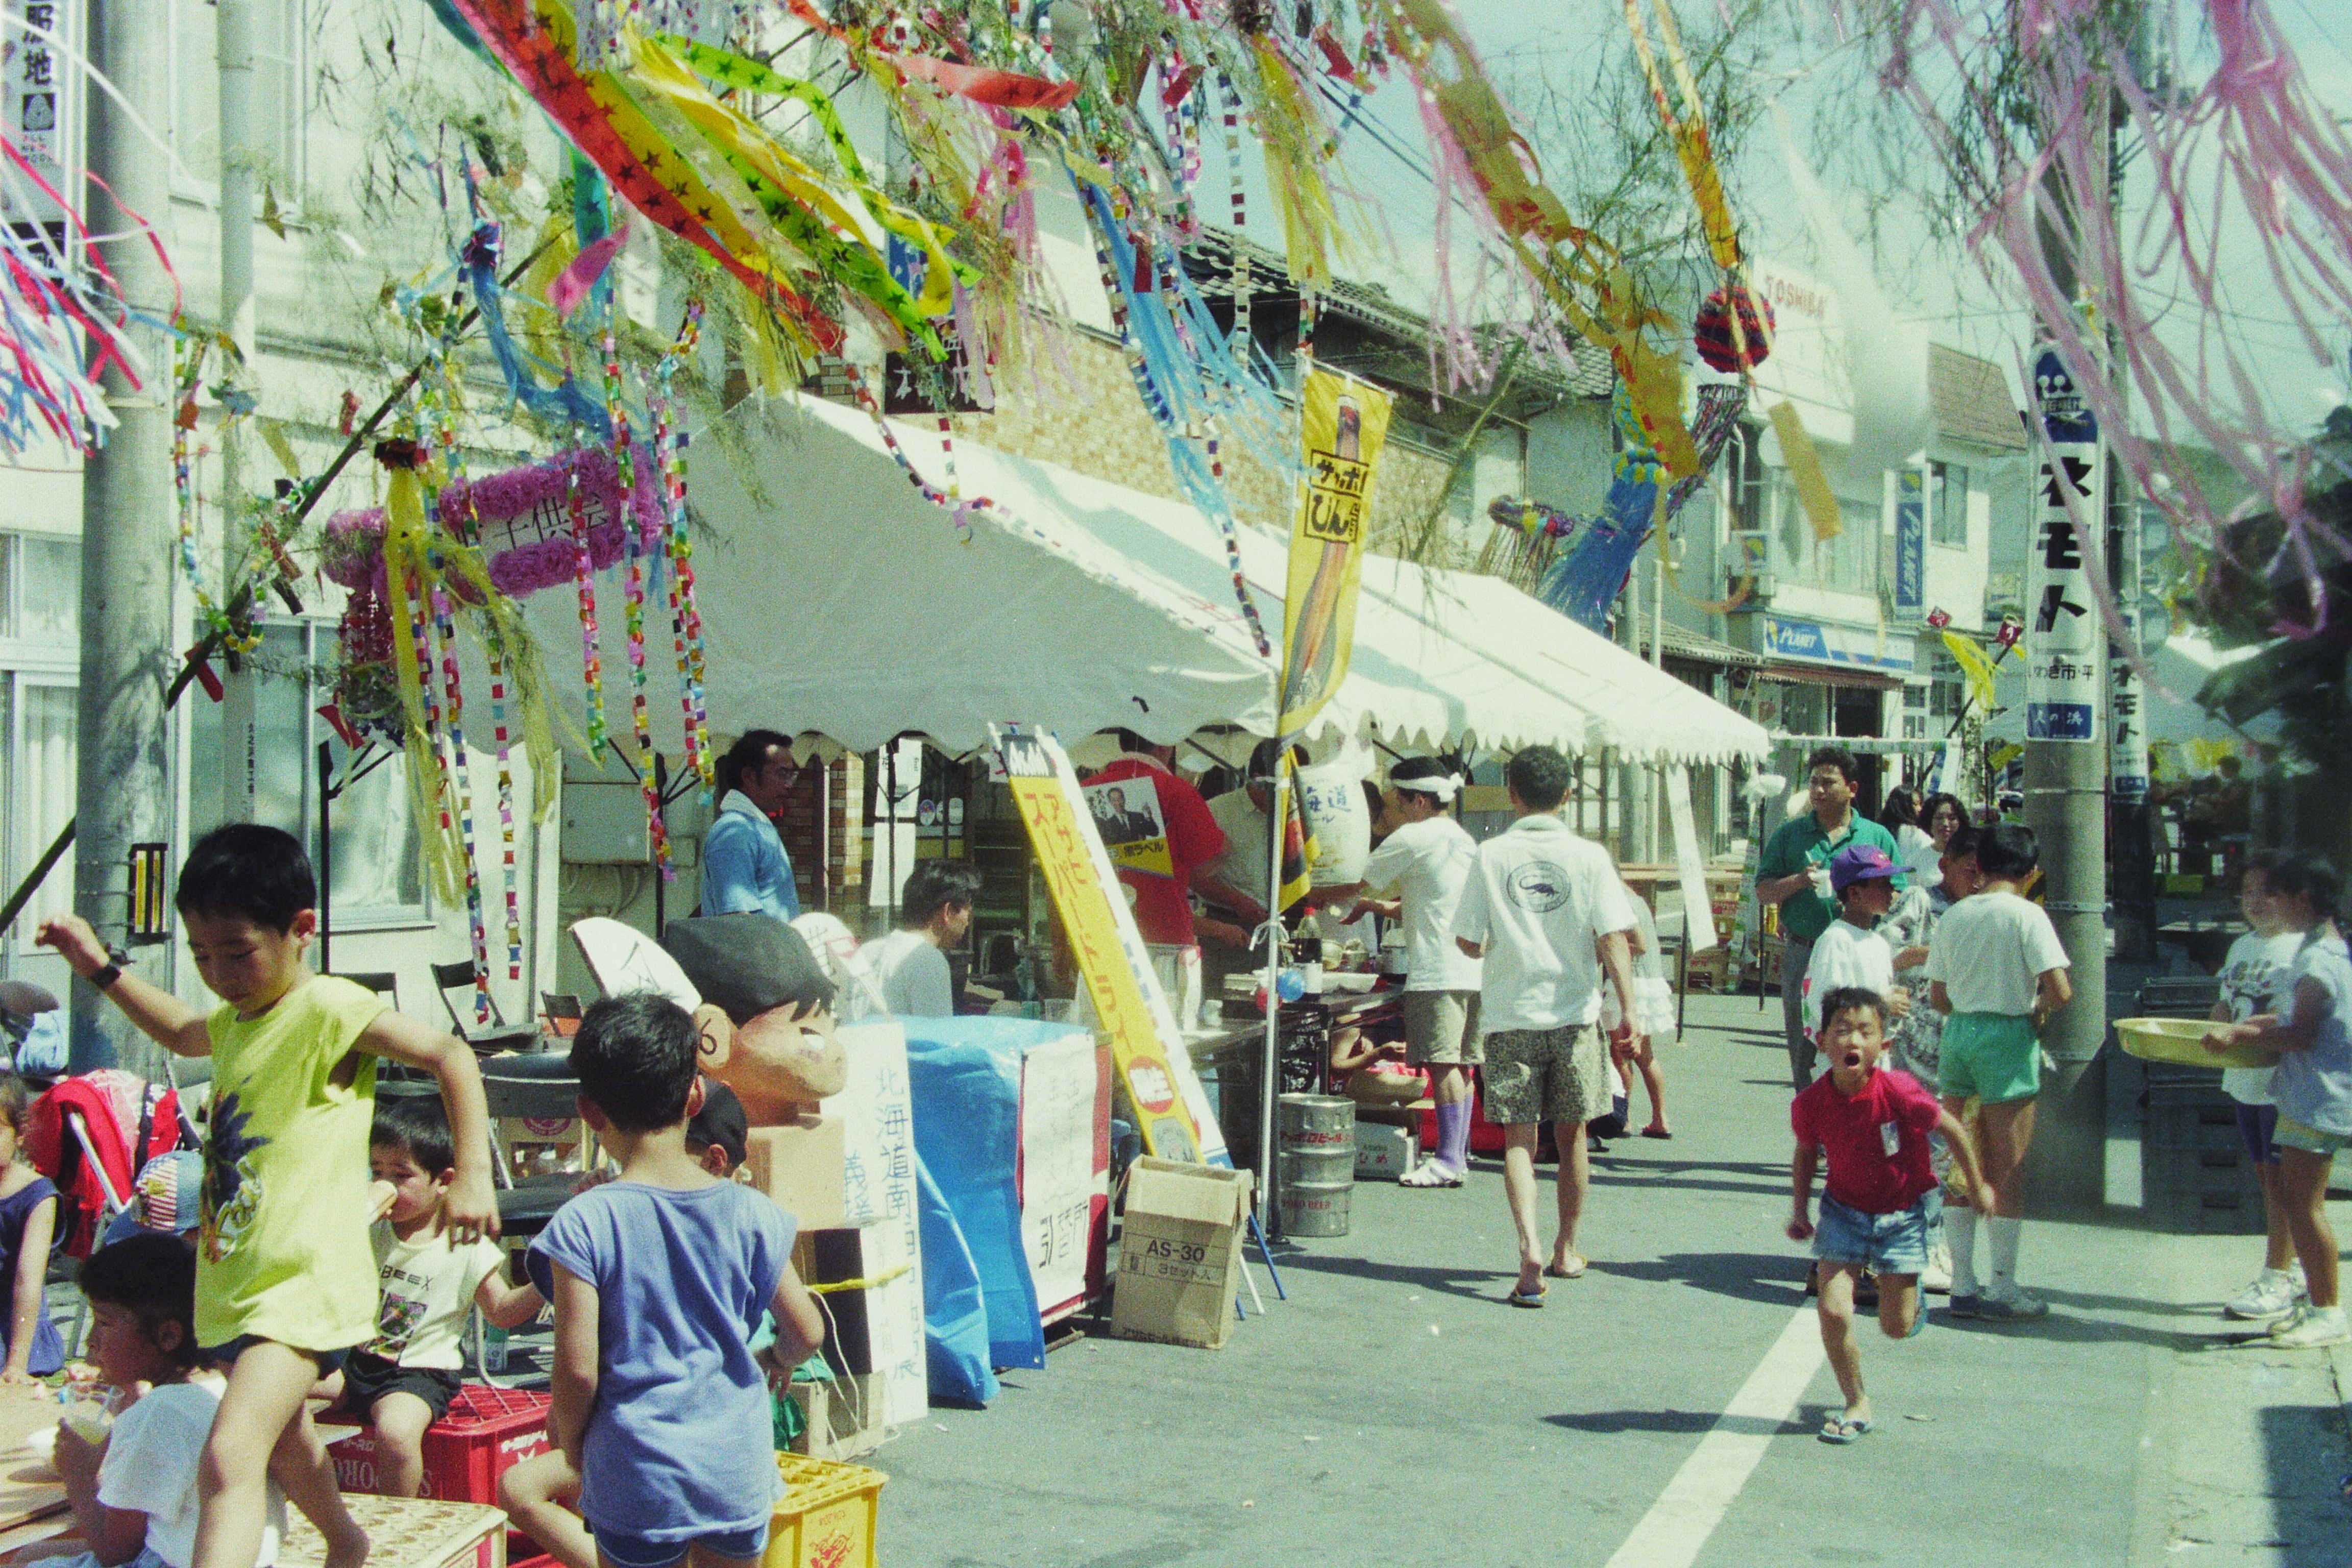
top-left (1812, 1190), bottom-right (1940, 1276)
top-left (594, 1522), bottom-right (771, 1568)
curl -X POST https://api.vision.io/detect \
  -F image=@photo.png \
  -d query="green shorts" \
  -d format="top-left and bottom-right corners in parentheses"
top-left (2274, 1117), bottom-right (2352, 1157)
top-left (1939, 1013), bottom-right (2042, 1105)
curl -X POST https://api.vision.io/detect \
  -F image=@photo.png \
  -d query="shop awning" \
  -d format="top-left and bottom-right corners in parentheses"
top-left (1352, 560), bottom-right (1772, 766)
top-left (530, 394), bottom-right (1600, 758)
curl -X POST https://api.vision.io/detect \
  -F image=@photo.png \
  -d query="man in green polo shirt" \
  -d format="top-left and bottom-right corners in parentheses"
top-left (1755, 745), bottom-right (1902, 1091)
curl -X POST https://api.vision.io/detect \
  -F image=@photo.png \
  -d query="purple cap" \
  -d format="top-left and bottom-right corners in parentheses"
top-left (1828, 844), bottom-right (1899, 893)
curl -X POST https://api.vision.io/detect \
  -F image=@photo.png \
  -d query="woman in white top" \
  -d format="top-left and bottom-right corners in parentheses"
top-left (1910, 791), bottom-right (1972, 886)
top-left (1881, 786), bottom-right (1940, 887)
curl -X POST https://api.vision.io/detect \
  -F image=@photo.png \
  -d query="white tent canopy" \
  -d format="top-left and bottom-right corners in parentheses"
top-left (525, 394), bottom-right (1760, 764)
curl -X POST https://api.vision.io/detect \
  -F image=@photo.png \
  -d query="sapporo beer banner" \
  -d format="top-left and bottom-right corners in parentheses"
top-left (989, 724), bottom-right (1228, 1166)
top-left (1277, 367), bottom-right (1392, 740)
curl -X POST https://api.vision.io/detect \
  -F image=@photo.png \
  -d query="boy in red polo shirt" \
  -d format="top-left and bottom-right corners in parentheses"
top-left (1788, 986), bottom-right (1991, 1444)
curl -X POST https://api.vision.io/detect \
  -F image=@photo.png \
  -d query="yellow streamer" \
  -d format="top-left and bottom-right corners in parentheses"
top-left (1767, 401), bottom-right (1840, 542)
top-left (1940, 629), bottom-right (2002, 713)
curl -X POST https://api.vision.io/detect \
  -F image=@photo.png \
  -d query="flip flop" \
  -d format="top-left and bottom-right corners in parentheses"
top-left (1640, 1127), bottom-right (1674, 1140)
top-left (1544, 1256), bottom-right (1589, 1280)
top-left (1399, 1161), bottom-right (1465, 1189)
top-left (1506, 1283), bottom-right (1548, 1308)
top-left (1818, 1414), bottom-right (1874, 1445)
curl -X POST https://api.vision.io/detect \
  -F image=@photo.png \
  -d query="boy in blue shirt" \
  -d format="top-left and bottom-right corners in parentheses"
top-left (529, 994), bottom-right (823, 1568)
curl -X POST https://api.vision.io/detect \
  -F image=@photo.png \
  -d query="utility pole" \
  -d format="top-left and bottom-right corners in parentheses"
top-left (2019, 45), bottom-right (2115, 1212)
top-left (216, 0), bottom-right (262, 824)
top-left (71, 0), bottom-right (176, 1072)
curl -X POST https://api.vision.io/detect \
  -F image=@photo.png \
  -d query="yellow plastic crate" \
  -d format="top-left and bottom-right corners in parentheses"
top-left (765, 1453), bottom-right (886, 1568)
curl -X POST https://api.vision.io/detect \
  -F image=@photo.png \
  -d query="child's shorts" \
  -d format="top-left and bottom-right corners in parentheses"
top-left (199, 1335), bottom-right (349, 1376)
top-left (2236, 1103), bottom-right (2283, 1167)
top-left (1938, 1013), bottom-right (2042, 1104)
top-left (594, 1522), bottom-right (771, 1568)
top-left (339, 1350), bottom-right (463, 1423)
top-left (2274, 1116), bottom-right (2352, 1157)
top-left (1814, 1190), bottom-right (1940, 1277)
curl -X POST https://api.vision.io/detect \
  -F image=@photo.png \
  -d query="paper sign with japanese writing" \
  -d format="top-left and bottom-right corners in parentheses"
top-left (1277, 367), bottom-right (1391, 741)
top-left (2025, 348), bottom-right (2101, 744)
top-left (4, 0), bottom-right (64, 226)
top-left (990, 724), bottom-right (1228, 1167)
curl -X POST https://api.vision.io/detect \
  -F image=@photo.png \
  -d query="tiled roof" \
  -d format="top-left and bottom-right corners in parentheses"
top-left (1929, 344), bottom-right (2028, 451)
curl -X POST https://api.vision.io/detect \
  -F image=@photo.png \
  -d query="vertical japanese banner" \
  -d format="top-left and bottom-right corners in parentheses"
top-left (1276, 367), bottom-right (1392, 739)
top-left (2025, 348), bottom-right (2102, 743)
top-left (3, 0), bottom-right (66, 229)
top-left (1893, 467), bottom-right (1925, 620)
top-left (989, 724), bottom-right (1227, 1167)
top-left (1664, 767), bottom-right (1719, 953)
top-left (2110, 505), bottom-right (2150, 802)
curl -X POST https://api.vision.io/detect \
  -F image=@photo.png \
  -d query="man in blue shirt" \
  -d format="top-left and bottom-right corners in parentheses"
top-left (703, 729), bottom-right (803, 922)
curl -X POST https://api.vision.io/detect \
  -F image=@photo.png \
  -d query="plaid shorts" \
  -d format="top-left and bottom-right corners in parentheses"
top-left (1481, 1024), bottom-right (1611, 1126)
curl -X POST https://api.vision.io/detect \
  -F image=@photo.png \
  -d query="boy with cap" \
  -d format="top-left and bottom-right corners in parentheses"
top-left (1799, 846), bottom-right (1913, 1067)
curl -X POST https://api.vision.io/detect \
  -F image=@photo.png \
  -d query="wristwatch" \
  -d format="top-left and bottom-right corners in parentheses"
top-left (89, 946), bottom-right (129, 992)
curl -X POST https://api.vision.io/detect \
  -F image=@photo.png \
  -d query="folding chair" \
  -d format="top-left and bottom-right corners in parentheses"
top-left (336, 971), bottom-right (401, 1006)
top-left (433, 962), bottom-right (539, 1056)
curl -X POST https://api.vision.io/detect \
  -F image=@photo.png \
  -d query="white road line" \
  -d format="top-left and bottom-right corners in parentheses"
top-left (1601, 1308), bottom-right (1825, 1568)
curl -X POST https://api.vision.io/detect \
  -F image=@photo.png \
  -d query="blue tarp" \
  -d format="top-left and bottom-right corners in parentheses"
top-left (904, 1016), bottom-right (1095, 1382)
top-left (914, 1155), bottom-right (996, 1406)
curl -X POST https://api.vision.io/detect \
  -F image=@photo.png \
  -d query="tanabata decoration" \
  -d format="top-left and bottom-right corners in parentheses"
top-left (1694, 286), bottom-right (1773, 374)
top-left (0, 131), bottom-right (166, 458)
top-left (1487, 496), bottom-right (1578, 540)
top-left (438, 0), bottom-right (962, 364)
top-left (1538, 381), bottom-right (1748, 630)
top-left (1830, 0), bottom-right (2352, 645)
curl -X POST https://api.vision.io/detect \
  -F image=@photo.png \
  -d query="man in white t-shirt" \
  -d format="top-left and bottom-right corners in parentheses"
top-left (1197, 742), bottom-right (1288, 997)
top-left (860, 861), bottom-right (981, 1018)
top-left (1346, 756), bottom-right (1481, 1187)
top-left (1453, 746), bottom-right (1641, 1307)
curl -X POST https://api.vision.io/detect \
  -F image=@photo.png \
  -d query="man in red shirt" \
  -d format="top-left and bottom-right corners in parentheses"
top-left (1082, 729), bottom-right (1257, 948)
top-left (1788, 986), bottom-right (1992, 1443)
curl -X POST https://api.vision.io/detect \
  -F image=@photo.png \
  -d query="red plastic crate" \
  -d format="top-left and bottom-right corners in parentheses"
top-left (330, 1384), bottom-right (551, 1504)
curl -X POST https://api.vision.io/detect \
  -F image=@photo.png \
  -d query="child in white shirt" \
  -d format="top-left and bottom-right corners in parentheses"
top-left (1800, 846), bottom-right (1911, 1061)
top-left (1925, 822), bottom-right (2073, 1321)
top-left (40, 1233), bottom-right (286, 1568)
top-left (2208, 852), bottom-right (2312, 1322)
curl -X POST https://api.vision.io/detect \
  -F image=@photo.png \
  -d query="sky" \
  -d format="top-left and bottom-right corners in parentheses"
top-left (1199, 0), bottom-right (2352, 449)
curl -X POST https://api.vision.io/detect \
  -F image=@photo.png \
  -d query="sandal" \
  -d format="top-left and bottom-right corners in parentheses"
top-left (1818, 1414), bottom-right (1874, 1445)
top-left (1506, 1283), bottom-right (1548, 1308)
top-left (1399, 1161), bottom-right (1464, 1189)
top-left (1543, 1255), bottom-right (1589, 1280)
top-left (1640, 1126), bottom-right (1673, 1140)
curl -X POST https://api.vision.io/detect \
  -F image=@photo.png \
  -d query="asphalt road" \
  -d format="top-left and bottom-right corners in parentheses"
top-left (875, 993), bottom-right (2352, 1567)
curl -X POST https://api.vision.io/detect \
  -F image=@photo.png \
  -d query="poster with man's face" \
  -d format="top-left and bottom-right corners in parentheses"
top-left (1083, 778), bottom-right (1173, 878)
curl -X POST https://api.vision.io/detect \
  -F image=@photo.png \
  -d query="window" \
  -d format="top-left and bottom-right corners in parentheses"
top-left (1931, 460), bottom-right (1971, 548)
top-left (1771, 481), bottom-right (1880, 594)
top-left (1902, 682), bottom-right (1928, 742)
top-left (188, 621), bottom-right (427, 925)
top-left (1, 676), bottom-right (76, 947)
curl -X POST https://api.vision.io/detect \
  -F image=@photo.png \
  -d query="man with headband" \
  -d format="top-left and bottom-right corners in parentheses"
top-left (1349, 756), bottom-right (1483, 1186)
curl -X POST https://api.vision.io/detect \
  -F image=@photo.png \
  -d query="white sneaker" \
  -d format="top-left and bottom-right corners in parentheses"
top-left (2267, 1302), bottom-right (2310, 1336)
top-left (1921, 1242), bottom-right (1952, 1295)
top-left (2226, 1269), bottom-right (2305, 1321)
top-left (2270, 1305), bottom-right (2350, 1349)
top-left (1974, 1287), bottom-right (2048, 1321)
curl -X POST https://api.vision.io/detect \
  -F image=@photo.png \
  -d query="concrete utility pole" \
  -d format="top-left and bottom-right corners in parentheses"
top-left (70, 0), bottom-right (175, 1071)
top-left (216, 0), bottom-right (262, 824)
top-left (2019, 60), bottom-right (2114, 1212)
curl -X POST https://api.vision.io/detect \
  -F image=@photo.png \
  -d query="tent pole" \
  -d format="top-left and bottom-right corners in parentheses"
top-left (1259, 766), bottom-right (1288, 1242)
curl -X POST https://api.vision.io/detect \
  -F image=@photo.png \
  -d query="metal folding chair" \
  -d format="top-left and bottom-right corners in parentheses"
top-left (432, 962), bottom-right (538, 1056)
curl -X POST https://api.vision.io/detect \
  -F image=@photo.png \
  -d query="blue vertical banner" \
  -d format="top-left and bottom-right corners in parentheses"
top-left (1893, 467), bottom-right (1925, 620)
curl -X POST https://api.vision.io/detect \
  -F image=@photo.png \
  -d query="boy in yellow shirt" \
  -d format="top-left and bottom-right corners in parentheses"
top-left (39, 824), bottom-right (497, 1568)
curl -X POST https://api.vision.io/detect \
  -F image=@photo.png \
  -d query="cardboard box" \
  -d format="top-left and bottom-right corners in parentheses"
top-left (786, 1373), bottom-right (884, 1461)
top-left (745, 1115), bottom-right (847, 1232)
top-left (795, 1219), bottom-right (925, 1425)
top-left (1111, 1158), bottom-right (1253, 1350)
top-left (1355, 1121), bottom-right (1418, 1180)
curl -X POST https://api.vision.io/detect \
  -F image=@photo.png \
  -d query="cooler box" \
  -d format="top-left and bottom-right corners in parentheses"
top-left (1355, 1121), bottom-right (1417, 1180)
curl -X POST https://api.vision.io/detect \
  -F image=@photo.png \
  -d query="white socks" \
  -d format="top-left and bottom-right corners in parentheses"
top-left (1988, 1216), bottom-right (2023, 1297)
top-left (1948, 1205), bottom-right (1980, 1296)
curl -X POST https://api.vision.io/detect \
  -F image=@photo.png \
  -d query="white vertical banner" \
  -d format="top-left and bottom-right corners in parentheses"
top-left (867, 736), bottom-right (923, 908)
top-left (1665, 767), bottom-right (1718, 954)
top-left (2025, 347), bottom-right (2103, 744)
